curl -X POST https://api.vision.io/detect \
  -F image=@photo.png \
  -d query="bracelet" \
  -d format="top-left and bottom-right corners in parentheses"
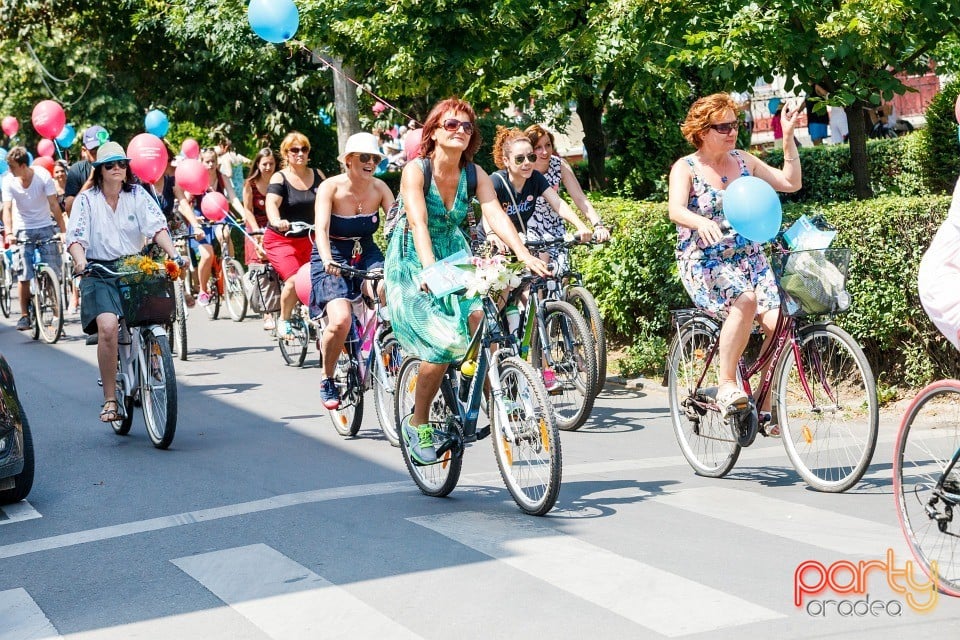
top-left (783, 155), bottom-right (799, 161)
top-left (593, 221), bottom-right (605, 228)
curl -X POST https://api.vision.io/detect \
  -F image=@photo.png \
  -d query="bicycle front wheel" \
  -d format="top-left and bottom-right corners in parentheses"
top-left (565, 286), bottom-right (607, 396)
top-left (530, 300), bottom-right (597, 431)
top-left (0, 260), bottom-right (10, 319)
top-left (140, 329), bottom-right (178, 449)
top-left (223, 257), bottom-right (248, 322)
top-left (775, 323), bottom-right (878, 492)
top-left (894, 380), bottom-right (960, 597)
top-left (329, 353), bottom-right (363, 437)
top-left (278, 315), bottom-right (309, 367)
top-left (172, 279), bottom-right (188, 361)
top-left (373, 335), bottom-right (404, 447)
top-left (35, 267), bottom-right (63, 344)
top-left (395, 357), bottom-right (462, 497)
top-left (667, 319), bottom-right (741, 478)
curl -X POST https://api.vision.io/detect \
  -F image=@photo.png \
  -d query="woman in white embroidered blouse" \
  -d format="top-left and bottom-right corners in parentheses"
top-left (65, 142), bottom-right (182, 423)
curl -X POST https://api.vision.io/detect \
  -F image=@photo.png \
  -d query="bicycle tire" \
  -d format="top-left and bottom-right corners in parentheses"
top-left (894, 379), bottom-right (960, 597)
top-left (0, 260), bottom-right (11, 318)
top-left (111, 360), bottom-right (135, 435)
top-left (490, 356), bottom-right (562, 515)
top-left (775, 322), bottom-right (878, 492)
top-left (373, 335), bottom-right (403, 447)
top-left (395, 357), bottom-right (462, 497)
top-left (204, 274), bottom-right (221, 320)
top-left (172, 279), bottom-right (188, 361)
top-left (565, 286), bottom-right (607, 396)
top-left (29, 303), bottom-right (39, 341)
top-left (140, 329), bottom-right (178, 449)
top-left (329, 351), bottom-right (363, 437)
top-left (278, 314), bottom-right (309, 367)
top-left (223, 257), bottom-right (248, 322)
top-left (35, 267), bottom-right (63, 344)
top-left (529, 300), bottom-right (597, 430)
top-left (667, 318), bottom-right (741, 477)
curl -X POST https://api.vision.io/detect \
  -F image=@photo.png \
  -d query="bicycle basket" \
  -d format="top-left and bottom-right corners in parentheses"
top-left (770, 248), bottom-right (851, 317)
top-left (118, 273), bottom-right (175, 326)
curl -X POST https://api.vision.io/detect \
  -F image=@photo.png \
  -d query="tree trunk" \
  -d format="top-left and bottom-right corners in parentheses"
top-left (576, 90), bottom-right (607, 191)
top-left (845, 104), bottom-right (873, 200)
top-left (331, 57), bottom-right (360, 156)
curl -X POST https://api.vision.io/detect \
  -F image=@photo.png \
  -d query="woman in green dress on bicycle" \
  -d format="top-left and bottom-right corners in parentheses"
top-left (385, 97), bottom-right (549, 464)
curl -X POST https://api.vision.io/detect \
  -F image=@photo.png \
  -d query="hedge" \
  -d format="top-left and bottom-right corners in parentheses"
top-left (578, 193), bottom-right (960, 390)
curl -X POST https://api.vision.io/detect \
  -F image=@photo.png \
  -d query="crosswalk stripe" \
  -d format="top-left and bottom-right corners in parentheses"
top-left (408, 511), bottom-right (784, 637)
top-left (0, 500), bottom-right (42, 526)
top-left (650, 486), bottom-right (909, 556)
top-left (172, 544), bottom-right (422, 640)
top-left (0, 588), bottom-right (60, 640)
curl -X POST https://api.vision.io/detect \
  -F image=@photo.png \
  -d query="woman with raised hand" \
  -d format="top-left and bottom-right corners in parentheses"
top-left (242, 147), bottom-right (277, 330)
top-left (385, 97), bottom-right (549, 465)
top-left (311, 132), bottom-right (394, 409)
top-left (525, 124), bottom-right (609, 244)
top-left (667, 92), bottom-right (801, 426)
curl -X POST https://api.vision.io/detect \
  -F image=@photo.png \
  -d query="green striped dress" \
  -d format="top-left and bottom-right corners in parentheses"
top-left (385, 162), bottom-right (481, 364)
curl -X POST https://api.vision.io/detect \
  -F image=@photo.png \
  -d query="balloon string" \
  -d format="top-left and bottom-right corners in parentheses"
top-left (290, 41), bottom-right (421, 127)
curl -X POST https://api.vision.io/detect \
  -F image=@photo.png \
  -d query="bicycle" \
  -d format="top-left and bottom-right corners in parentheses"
top-left (61, 241), bottom-right (78, 315)
top-left (317, 263), bottom-right (404, 445)
top-left (274, 221), bottom-right (317, 367)
top-left (168, 231), bottom-right (192, 361)
top-left (0, 246), bottom-right (13, 318)
top-left (196, 218), bottom-right (248, 322)
top-left (893, 379), bottom-right (960, 596)
top-left (83, 262), bottom-right (179, 449)
top-left (666, 246), bottom-right (879, 492)
top-left (527, 234), bottom-right (607, 399)
top-left (12, 237), bottom-right (64, 344)
top-left (394, 285), bottom-right (562, 516)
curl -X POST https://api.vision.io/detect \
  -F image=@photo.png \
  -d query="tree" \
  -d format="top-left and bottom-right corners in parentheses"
top-left (670, 0), bottom-right (960, 199)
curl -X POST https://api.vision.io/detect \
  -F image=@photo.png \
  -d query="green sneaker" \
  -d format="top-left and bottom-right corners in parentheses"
top-left (402, 415), bottom-right (437, 464)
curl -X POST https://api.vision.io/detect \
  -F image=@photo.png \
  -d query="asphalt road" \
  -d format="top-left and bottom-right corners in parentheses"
top-left (1, 305), bottom-right (958, 639)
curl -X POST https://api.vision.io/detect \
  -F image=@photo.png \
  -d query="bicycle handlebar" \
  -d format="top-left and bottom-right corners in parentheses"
top-left (268, 221), bottom-right (315, 236)
top-left (524, 234), bottom-right (594, 250)
top-left (328, 263), bottom-right (384, 281)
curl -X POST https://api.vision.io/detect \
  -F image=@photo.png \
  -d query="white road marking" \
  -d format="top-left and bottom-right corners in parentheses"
top-left (172, 544), bottom-right (421, 640)
top-left (0, 500), bottom-right (42, 526)
top-left (408, 511), bottom-right (784, 637)
top-left (0, 588), bottom-right (61, 640)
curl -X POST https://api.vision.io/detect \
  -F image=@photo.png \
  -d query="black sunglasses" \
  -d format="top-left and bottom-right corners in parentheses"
top-left (707, 121), bottom-right (739, 134)
top-left (101, 160), bottom-right (129, 170)
top-left (288, 146), bottom-right (310, 154)
top-left (353, 153), bottom-right (380, 164)
top-left (441, 118), bottom-right (475, 134)
top-left (512, 153), bottom-right (538, 165)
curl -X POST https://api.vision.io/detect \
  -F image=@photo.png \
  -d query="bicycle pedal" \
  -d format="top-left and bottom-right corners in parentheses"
top-left (475, 426), bottom-right (490, 441)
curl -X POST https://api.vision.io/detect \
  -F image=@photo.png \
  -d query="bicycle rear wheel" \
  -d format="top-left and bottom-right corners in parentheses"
top-left (329, 351), bottom-right (363, 437)
top-left (775, 323), bottom-right (878, 492)
top-left (373, 335), bottom-right (404, 446)
top-left (565, 285), bottom-right (606, 396)
top-left (530, 300), bottom-right (597, 431)
top-left (223, 257), bottom-right (248, 322)
top-left (0, 260), bottom-right (11, 318)
top-left (894, 380), bottom-right (960, 597)
top-left (395, 357), bottom-right (462, 497)
top-left (35, 267), bottom-right (63, 344)
top-left (278, 314), bottom-right (309, 367)
top-left (204, 274), bottom-right (221, 319)
top-left (172, 279), bottom-right (188, 361)
top-left (140, 329), bottom-right (178, 449)
top-left (111, 358), bottom-right (135, 435)
top-left (490, 356), bottom-right (561, 515)
top-left (667, 319), bottom-right (741, 477)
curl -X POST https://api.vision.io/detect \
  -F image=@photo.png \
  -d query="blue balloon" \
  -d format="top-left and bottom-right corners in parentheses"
top-left (722, 176), bottom-right (783, 243)
top-left (145, 109), bottom-right (170, 138)
top-left (0, 148), bottom-right (6, 174)
top-left (26, 151), bottom-right (33, 166)
top-left (55, 124), bottom-right (76, 147)
top-left (248, 0), bottom-right (299, 44)
top-left (768, 97), bottom-right (782, 114)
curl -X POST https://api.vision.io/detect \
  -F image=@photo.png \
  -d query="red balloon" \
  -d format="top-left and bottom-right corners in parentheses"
top-left (127, 133), bottom-right (168, 183)
top-left (32, 156), bottom-right (55, 173)
top-left (1, 116), bottom-right (18, 138)
top-left (372, 101), bottom-right (387, 114)
top-left (181, 138), bottom-right (200, 160)
top-left (201, 192), bottom-right (229, 222)
top-left (294, 262), bottom-right (312, 305)
top-left (32, 100), bottom-right (66, 139)
top-left (37, 138), bottom-right (55, 158)
top-left (174, 158), bottom-right (209, 195)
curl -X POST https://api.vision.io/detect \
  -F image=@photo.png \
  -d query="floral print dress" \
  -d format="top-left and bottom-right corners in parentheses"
top-left (675, 151), bottom-right (780, 317)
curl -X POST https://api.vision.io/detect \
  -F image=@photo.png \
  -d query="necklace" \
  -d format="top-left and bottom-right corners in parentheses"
top-left (698, 155), bottom-right (730, 185)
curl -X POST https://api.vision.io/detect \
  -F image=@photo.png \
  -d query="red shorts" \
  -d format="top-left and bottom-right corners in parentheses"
top-left (263, 229), bottom-right (313, 281)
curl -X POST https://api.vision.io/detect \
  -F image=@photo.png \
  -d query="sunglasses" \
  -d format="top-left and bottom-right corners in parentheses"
top-left (353, 153), bottom-right (379, 164)
top-left (441, 118), bottom-right (475, 134)
top-left (288, 146), bottom-right (310, 155)
top-left (101, 160), bottom-right (129, 170)
top-left (512, 153), bottom-right (538, 165)
top-left (707, 121), bottom-right (739, 134)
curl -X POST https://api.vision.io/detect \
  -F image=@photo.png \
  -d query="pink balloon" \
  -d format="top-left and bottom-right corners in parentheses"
top-left (32, 156), bottom-right (55, 173)
top-left (372, 101), bottom-right (387, 114)
top-left (955, 93), bottom-right (960, 125)
top-left (31, 100), bottom-right (66, 139)
top-left (127, 133), bottom-right (168, 183)
top-left (201, 192), bottom-right (229, 222)
top-left (37, 138), bottom-right (55, 158)
top-left (174, 158), bottom-right (209, 195)
top-left (294, 262), bottom-right (312, 305)
top-left (181, 138), bottom-right (200, 160)
top-left (1, 116), bottom-right (18, 138)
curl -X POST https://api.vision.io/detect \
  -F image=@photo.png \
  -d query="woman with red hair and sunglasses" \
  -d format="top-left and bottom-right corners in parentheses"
top-left (668, 92), bottom-right (802, 424)
top-left (384, 97), bottom-right (549, 465)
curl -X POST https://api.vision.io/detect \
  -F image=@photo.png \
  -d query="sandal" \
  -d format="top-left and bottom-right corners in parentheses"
top-left (100, 399), bottom-right (120, 423)
top-left (717, 385), bottom-right (749, 417)
top-left (759, 411), bottom-right (781, 437)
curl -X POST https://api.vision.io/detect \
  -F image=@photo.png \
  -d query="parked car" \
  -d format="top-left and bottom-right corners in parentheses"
top-left (0, 351), bottom-right (33, 504)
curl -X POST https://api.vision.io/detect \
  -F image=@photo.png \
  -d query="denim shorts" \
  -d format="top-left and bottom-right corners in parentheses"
top-left (14, 226), bottom-right (62, 282)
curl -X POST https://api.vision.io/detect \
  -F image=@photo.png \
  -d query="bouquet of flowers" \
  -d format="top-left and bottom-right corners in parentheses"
top-left (117, 254), bottom-right (180, 283)
top-left (462, 254), bottom-right (521, 298)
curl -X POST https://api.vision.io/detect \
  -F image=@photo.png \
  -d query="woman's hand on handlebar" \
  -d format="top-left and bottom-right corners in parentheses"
top-left (273, 219), bottom-right (291, 234)
top-left (324, 260), bottom-right (341, 277)
top-left (73, 255), bottom-right (88, 275)
top-left (593, 226), bottom-right (611, 243)
top-left (520, 251), bottom-right (551, 277)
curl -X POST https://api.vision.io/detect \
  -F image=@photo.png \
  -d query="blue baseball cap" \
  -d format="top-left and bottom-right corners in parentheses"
top-left (82, 125), bottom-right (109, 150)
